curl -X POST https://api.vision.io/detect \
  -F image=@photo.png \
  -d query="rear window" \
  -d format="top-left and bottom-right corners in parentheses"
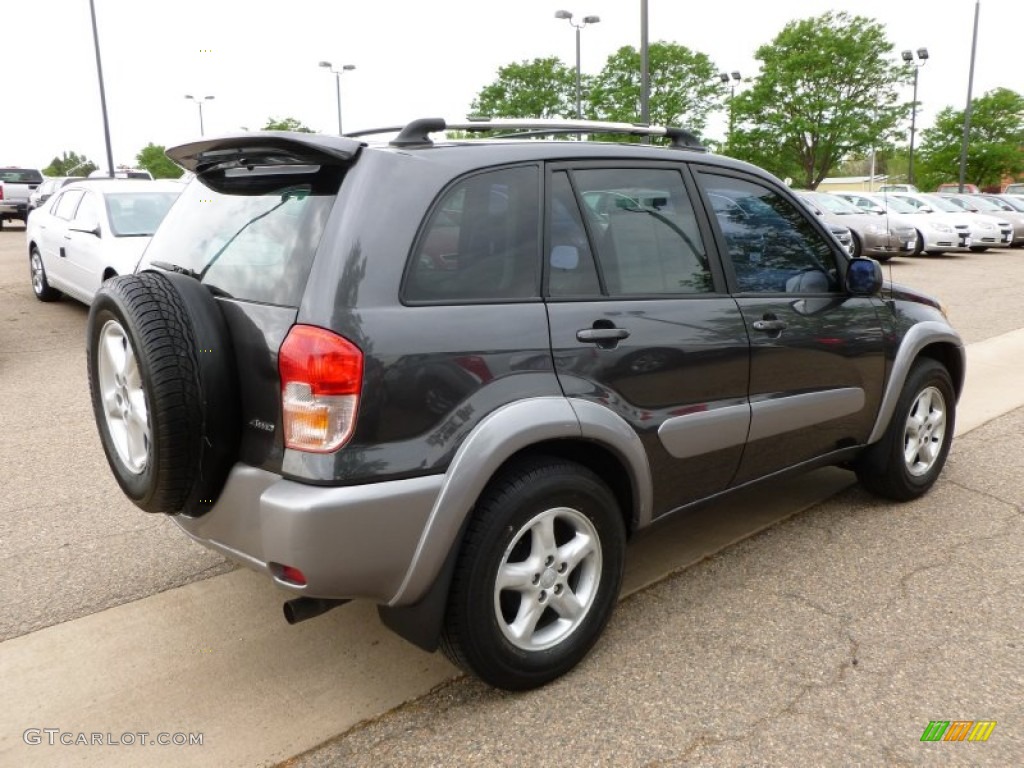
top-left (0, 168), bottom-right (43, 184)
top-left (140, 165), bottom-right (342, 306)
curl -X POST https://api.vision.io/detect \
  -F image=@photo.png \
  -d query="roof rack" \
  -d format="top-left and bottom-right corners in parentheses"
top-left (345, 117), bottom-right (705, 152)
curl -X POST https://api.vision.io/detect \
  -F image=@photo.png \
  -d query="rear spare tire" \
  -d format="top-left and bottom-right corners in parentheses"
top-left (86, 271), bottom-right (239, 516)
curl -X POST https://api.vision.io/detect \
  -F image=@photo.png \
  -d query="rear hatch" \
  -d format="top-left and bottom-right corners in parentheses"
top-left (138, 132), bottom-right (361, 475)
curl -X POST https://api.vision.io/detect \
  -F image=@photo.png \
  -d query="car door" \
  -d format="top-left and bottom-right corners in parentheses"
top-left (61, 191), bottom-right (105, 300)
top-left (694, 169), bottom-right (887, 483)
top-left (39, 189), bottom-right (85, 289)
top-left (544, 164), bottom-right (751, 516)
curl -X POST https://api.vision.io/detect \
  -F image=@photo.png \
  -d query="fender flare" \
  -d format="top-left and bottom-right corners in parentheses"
top-left (387, 396), bottom-right (652, 606)
top-left (868, 320), bottom-right (965, 444)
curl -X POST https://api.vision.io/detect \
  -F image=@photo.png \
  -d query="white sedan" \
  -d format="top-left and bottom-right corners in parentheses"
top-left (26, 179), bottom-right (182, 305)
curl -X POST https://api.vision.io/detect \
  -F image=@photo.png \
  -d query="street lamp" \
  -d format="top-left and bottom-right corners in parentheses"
top-left (901, 48), bottom-right (933, 186)
top-left (319, 61), bottom-right (356, 135)
top-left (554, 10), bottom-right (600, 121)
top-left (184, 94), bottom-right (215, 136)
top-left (718, 70), bottom-right (742, 137)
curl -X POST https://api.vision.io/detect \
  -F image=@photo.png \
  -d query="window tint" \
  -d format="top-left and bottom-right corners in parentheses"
top-left (574, 168), bottom-right (712, 295)
top-left (53, 190), bottom-right (85, 220)
top-left (547, 172), bottom-right (600, 297)
top-left (407, 166), bottom-right (540, 302)
top-left (700, 173), bottom-right (841, 294)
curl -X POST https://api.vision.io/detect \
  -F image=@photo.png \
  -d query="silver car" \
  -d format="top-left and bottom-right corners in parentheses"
top-left (941, 194), bottom-right (1023, 247)
top-left (891, 193), bottom-right (1012, 251)
top-left (797, 191), bottom-right (915, 261)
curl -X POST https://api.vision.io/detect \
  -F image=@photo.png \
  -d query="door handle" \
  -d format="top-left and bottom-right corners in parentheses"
top-left (752, 319), bottom-right (787, 332)
top-left (576, 327), bottom-right (630, 344)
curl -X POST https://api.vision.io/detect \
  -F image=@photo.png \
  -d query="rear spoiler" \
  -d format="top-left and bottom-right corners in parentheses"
top-left (167, 132), bottom-right (362, 175)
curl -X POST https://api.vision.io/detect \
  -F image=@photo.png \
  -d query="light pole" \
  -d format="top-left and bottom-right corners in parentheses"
top-left (319, 61), bottom-right (356, 135)
top-left (554, 10), bottom-right (600, 121)
top-left (901, 48), bottom-right (929, 186)
top-left (184, 95), bottom-right (214, 136)
top-left (88, 0), bottom-right (115, 178)
top-left (958, 0), bottom-right (980, 193)
top-left (718, 70), bottom-right (741, 137)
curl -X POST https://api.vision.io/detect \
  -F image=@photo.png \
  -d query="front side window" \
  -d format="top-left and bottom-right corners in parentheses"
top-left (573, 167), bottom-right (712, 295)
top-left (699, 173), bottom-right (841, 294)
top-left (406, 166), bottom-right (541, 302)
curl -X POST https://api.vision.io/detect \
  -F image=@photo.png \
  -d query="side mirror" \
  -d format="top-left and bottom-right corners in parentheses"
top-left (920, 206), bottom-right (933, 213)
top-left (846, 257), bottom-right (882, 296)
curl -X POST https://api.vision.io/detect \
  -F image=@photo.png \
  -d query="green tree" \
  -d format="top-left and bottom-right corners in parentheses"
top-left (728, 12), bottom-right (909, 189)
top-left (916, 88), bottom-right (1024, 190)
top-left (42, 151), bottom-right (97, 177)
top-left (589, 42), bottom-right (723, 135)
top-left (135, 143), bottom-right (184, 179)
top-left (262, 117), bottom-right (315, 132)
top-left (471, 57), bottom-right (577, 119)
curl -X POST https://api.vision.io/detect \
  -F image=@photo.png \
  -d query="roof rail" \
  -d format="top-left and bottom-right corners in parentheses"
top-left (345, 117), bottom-right (705, 151)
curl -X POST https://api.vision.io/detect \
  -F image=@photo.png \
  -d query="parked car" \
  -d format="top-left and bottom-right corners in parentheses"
top-left (889, 192), bottom-right (1012, 251)
top-left (940, 193), bottom-right (1023, 246)
top-left (796, 190), bottom-right (915, 260)
top-left (936, 182), bottom-right (980, 193)
top-left (832, 191), bottom-right (971, 255)
top-left (878, 183), bottom-right (919, 193)
top-left (1004, 182), bottom-right (1024, 195)
top-left (0, 167), bottom-right (44, 228)
top-left (83, 119), bottom-right (964, 691)
top-left (89, 168), bottom-right (155, 180)
top-left (26, 179), bottom-right (181, 305)
top-left (27, 176), bottom-right (85, 216)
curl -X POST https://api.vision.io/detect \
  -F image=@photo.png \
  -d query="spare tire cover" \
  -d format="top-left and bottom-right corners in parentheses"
top-left (86, 271), bottom-right (239, 516)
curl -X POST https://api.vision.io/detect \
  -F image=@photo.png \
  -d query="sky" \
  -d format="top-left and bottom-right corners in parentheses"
top-left (6, 0), bottom-right (1022, 171)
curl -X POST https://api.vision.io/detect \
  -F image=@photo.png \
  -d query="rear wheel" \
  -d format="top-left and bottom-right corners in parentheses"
top-left (856, 359), bottom-right (955, 501)
top-left (30, 246), bottom-right (61, 301)
top-left (441, 457), bottom-right (626, 690)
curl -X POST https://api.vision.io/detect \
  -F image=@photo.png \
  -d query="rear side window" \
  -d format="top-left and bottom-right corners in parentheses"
top-left (574, 168), bottom-right (713, 295)
top-left (53, 190), bottom-right (85, 220)
top-left (141, 166), bottom-right (341, 306)
top-left (405, 166), bottom-right (541, 303)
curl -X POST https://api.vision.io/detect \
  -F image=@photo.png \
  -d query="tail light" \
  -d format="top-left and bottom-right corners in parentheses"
top-left (279, 325), bottom-right (363, 453)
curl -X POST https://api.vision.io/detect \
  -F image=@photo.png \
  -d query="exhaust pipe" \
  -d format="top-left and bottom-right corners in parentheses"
top-left (283, 597), bottom-right (350, 625)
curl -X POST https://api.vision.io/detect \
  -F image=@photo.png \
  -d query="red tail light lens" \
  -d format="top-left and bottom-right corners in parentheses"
top-left (279, 325), bottom-right (363, 453)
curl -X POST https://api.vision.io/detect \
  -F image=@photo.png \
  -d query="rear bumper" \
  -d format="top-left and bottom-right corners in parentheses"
top-left (860, 230), bottom-right (916, 256)
top-left (173, 463), bottom-right (443, 604)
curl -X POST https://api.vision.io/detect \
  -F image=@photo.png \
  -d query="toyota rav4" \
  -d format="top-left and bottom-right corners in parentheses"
top-left (84, 119), bottom-right (964, 690)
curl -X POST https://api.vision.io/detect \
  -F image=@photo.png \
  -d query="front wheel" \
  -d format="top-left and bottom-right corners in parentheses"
top-left (856, 359), bottom-right (955, 501)
top-left (441, 457), bottom-right (626, 690)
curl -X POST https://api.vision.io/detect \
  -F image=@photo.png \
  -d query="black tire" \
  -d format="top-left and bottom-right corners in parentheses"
top-left (969, 246), bottom-right (989, 252)
top-left (86, 271), bottom-right (239, 516)
top-left (441, 457), bottom-right (626, 690)
top-left (855, 359), bottom-right (955, 501)
top-left (912, 231), bottom-right (924, 256)
top-left (29, 246), bottom-right (61, 301)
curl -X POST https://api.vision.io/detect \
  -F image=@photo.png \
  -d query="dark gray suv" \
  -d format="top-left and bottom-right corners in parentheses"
top-left (85, 119), bottom-right (964, 690)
